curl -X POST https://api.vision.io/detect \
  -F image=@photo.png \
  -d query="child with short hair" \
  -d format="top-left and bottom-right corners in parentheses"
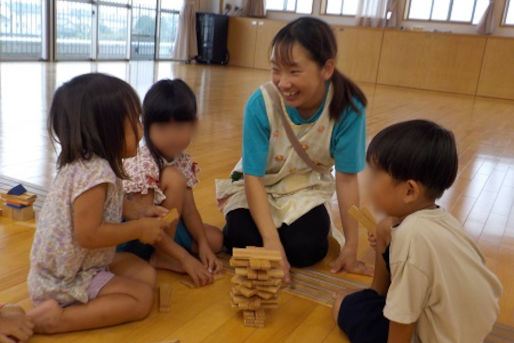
top-left (118, 79), bottom-right (223, 287)
top-left (333, 120), bottom-right (502, 343)
top-left (27, 73), bottom-right (169, 333)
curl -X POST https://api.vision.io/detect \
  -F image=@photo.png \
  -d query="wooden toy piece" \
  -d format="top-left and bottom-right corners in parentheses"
top-left (229, 257), bottom-right (249, 268)
top-left (249, 259), bottom-right (272, 270)
top-left (159, 284), bottom-right (172, 312)
top-left (360, 207), bottom-right (377, 226)
top-left (0, 192), bottom-right (36, 206)
top-left (234, 285), bottom-right (258, 297)
top-left (348, 205), bottom-right (376, 235)
top-left (232, 247), bottom-right (282, 261)
top-left (268, 268), bottom-right (285, 279)
top-left (255, 284), bottom-right (281, 294)
top-left (3, 205), bottom-right (34, 221)
top-left (162, 208), bottom-right (179, 224)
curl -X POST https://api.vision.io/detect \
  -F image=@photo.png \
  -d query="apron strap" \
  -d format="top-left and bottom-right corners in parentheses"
top-left (262, 82), bottom-right (331, 175)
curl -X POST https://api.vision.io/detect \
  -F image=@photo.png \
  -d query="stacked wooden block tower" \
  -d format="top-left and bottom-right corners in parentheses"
top-left (1, 185), bottom-right (36, 221)
top-left (230, 247), bottom-right (284, 328)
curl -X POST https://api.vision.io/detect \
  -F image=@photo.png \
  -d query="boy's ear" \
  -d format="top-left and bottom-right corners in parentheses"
top-left (403, 180), bottom-right (421, 204)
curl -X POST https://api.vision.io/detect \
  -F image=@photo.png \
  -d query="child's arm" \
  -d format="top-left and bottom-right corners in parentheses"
top-left (371, 217), bottom-right (393, 295)
top-left (74, 184), bottom-right (166, 249)
top-left (388, 321), bottom-right (415, 343)
top-left (181, 189), bottom-right (222, 273)
top-left (154, 234), bottom-right (214, 287)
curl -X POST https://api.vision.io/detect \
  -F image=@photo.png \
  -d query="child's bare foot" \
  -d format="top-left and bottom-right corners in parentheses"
top-left (150, 251), bottom-right (185, 273)
top-left (27, 299), bottom-right (64, 334)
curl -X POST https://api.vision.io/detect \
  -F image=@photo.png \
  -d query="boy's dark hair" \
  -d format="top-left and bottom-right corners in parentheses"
top-left (143, 78), bottom-right (197, 171)
top-left (48, 73), bottom-right (141, 178)
top-left (271, 17), bottom-right (367, 120)
top-left (366, 120), bottom-right (458, 199)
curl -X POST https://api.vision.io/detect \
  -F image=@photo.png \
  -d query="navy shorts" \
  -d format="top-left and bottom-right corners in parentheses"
top-left (337, 245), bottom-right (391, 343)
top-left (116, 218), bottom-right (193, 261)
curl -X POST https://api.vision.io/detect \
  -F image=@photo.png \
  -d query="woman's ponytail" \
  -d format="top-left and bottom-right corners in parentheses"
top-left (330, 68), bottom-right (367, 120)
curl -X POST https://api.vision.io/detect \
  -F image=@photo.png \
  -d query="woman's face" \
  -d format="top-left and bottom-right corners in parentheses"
top-left (149, 121), bottom-right (196, 160)
top-left (271, 42), bottom-right (335, 116)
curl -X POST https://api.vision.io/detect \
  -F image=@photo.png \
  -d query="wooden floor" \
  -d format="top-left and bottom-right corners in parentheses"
top-left (0, 61), bottom-right (513, 342)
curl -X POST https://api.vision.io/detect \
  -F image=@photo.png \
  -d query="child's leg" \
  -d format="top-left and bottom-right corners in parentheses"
top-left (190, 223), bottom-right (223, 254)
top-left (28, 254), bottom-right (156, 334)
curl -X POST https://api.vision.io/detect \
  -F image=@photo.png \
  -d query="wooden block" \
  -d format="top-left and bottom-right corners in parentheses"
top-left (268, 268), bottom-right (285, 279)
top-left (360, 207), bottom-right (377, 225)
top-left (234, 285), bottom-right (257, 297)
top-left (232, 247), bottom-right (282, 261)
top-left (231, 275), bottom-right (253, 288)
top-left (257, 270), bottom-right (269, 280)
top-left (255, 309), bottom-right (266, 320)
top-left (5, 205), bottom-right (34, 221)
top-left (257, 291), bottom-right (275, 300)
top-left (255, 284), bottom-right (280, 294)
top-left (229, 257), bottom-right (249, 267)
top-left (249, 259), bottom-right (272, 270)
top-left (159, 284), bottom-right (172, 312)
top-left (162, 208), bottom-right (179, 224)
top-left (348, 205), bottom-right (376, 235)
top-left (0, 192), bottom-right (36, 206)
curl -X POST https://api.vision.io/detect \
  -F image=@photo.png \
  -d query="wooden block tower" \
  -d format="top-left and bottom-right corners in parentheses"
top-left (1, 185), bottom-right (36, 221)
top-left (230, 247), bottom-right (284, 328)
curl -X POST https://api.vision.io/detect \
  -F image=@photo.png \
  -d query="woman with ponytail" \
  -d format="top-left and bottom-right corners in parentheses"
top-left (216, 17), bottom-right (369, 281)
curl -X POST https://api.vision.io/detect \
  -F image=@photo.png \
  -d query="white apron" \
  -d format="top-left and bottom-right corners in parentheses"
top-left (216, 82), bottom-right (345, 247)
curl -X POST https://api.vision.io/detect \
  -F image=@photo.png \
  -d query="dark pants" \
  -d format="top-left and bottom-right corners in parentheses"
top-left (223, 205), bottom-right (330, 267)
top-left (337, 245), bottom-right (391, 343)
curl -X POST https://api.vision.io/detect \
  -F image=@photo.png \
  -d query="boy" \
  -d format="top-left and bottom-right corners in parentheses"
top-left (333, 120), bottom-right (502, 343)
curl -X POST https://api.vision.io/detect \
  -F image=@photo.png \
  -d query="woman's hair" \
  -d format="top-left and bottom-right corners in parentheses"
top-left (271, 17), bottom-right (367, 120)
top-left (142, 78), bottom-right (197, 170)
top-left (366, 120), bottom-right (458, 200)
top-left (48, 73), bottom-right (141, 178)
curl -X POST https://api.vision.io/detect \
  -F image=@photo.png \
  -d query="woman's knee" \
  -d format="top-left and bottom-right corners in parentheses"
top-left (224, 209), bottom-right (262, 251)
top-left (282, 236), bottom-right (328, 267)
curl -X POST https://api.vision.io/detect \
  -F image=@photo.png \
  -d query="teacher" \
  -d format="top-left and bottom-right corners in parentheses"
top-left (216, 17), bottom-right (368, 281)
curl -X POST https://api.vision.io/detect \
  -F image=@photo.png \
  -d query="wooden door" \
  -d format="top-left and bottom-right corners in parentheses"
top-left (227, 17), bottom-right (258, 68)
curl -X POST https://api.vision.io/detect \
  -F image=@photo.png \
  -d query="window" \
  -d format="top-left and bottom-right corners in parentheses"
top-left (0, 0), bottom-right (44, 59)
top-left (505, 0), bottom-right (514, 25)
top-left (266, 0), bottom-right (313, 14)
top-left (325, 0), bottom-right (359, 16)
top-left (407, 0), bottom-right (490, 24)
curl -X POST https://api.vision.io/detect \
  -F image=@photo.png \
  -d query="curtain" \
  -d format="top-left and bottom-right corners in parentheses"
top-left (172, 0), bottom-right (198, 62)
top-left (477, 0), bottom-right (495, 35)
top-left (244, 0), bottom-right (266, 18)
top-left (386, 0), bottom-right (399, 28)
top-left (355, 0), bottom-right (389, 27)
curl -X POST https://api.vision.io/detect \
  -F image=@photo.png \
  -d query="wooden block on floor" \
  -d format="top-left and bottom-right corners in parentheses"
top-left (159, 284), bottom-right (172, 312)
top-left (4, 205), bottom-right (34, 221)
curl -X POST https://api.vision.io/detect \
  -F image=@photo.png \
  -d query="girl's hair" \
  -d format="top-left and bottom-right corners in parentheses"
top-left (142, 79), bottom-right (197, 170)
top-left (271, 17), bottom-right (367, 120)
top-left (48, 73), bottom-right (141, 178)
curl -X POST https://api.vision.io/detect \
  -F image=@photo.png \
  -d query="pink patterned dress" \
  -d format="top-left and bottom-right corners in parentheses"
top-left (28, 157), bottom-right (123, 306)
top-left (122, 146), bottom-right (199, 204)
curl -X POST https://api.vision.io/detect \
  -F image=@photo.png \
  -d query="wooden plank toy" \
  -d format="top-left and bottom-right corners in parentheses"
top-left (159, 284), bottom-right (172, 312)
top-left (348, 205), bottom-right (377, 235)
top-left (162, 208), bottom-right (179, 224)
top-left (230, 246), bottom-right (284, 328)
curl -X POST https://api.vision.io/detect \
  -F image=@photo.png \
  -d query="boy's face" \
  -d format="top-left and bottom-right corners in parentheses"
top-left (366, 165), bottom-right (424, 218)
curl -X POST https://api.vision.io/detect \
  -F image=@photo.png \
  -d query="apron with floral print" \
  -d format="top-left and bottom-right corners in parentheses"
top-left (215, 81), bottom-right (345, 246)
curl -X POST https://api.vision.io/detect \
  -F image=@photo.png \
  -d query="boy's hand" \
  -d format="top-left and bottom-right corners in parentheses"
top-left (138, 218), bottom-right (167, 244)
top-left (182, 256), bottom-right (214, 287)
top-left (0, 310), bottom-right (34, 343)
top-left (198, 242), bottom-right (223, 274)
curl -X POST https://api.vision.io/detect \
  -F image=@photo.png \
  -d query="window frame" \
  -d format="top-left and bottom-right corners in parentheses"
top-left (405, 0), bottom-right (487, 25)
top-left (502, 0), bottom-right (514, 26)
top-left (265, 0), bottom-right (314, 15)
top-left (321, 0), bottom-right (359, 17)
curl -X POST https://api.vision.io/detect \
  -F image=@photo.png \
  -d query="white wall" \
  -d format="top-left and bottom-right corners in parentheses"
top-left (203, 0), bottom-right (514, 37)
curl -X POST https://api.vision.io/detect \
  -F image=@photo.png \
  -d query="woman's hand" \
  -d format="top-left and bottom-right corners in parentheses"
top-left (263, 238), bottom-right (291, 284)
top-left (0, 306), bottom-right (33, 343)
top-left (198, 241), bottom-right (223, 274)
top-left (137, 218), bottom-right (167, 244)
top-left (182, 255), bottom-right (214, 287)
top-left (329, 245), bottom-right (373, 276)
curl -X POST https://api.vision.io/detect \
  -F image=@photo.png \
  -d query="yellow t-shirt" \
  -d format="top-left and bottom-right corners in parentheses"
top-left (384, 208), bottom-right (503, 343)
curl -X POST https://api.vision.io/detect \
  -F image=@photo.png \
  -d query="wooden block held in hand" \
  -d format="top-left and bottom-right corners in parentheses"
top-left (162, 208), bottom-right (179, 224)
top-left (159, 284), bottom-right (172, 312)
top-left (348, 205), bottom-right (376, 235)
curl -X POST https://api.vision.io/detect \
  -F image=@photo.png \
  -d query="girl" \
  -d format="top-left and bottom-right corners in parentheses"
top-left (216, 17), bottom-right (370, 282)
top-left (118, 79), bottom-right (223, 287)
top-left (27, 73), bottom-right (169, 333)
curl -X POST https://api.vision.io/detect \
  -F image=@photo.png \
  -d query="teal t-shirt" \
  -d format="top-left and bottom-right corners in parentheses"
top-left (242, 87), bottom-right (366, 176)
